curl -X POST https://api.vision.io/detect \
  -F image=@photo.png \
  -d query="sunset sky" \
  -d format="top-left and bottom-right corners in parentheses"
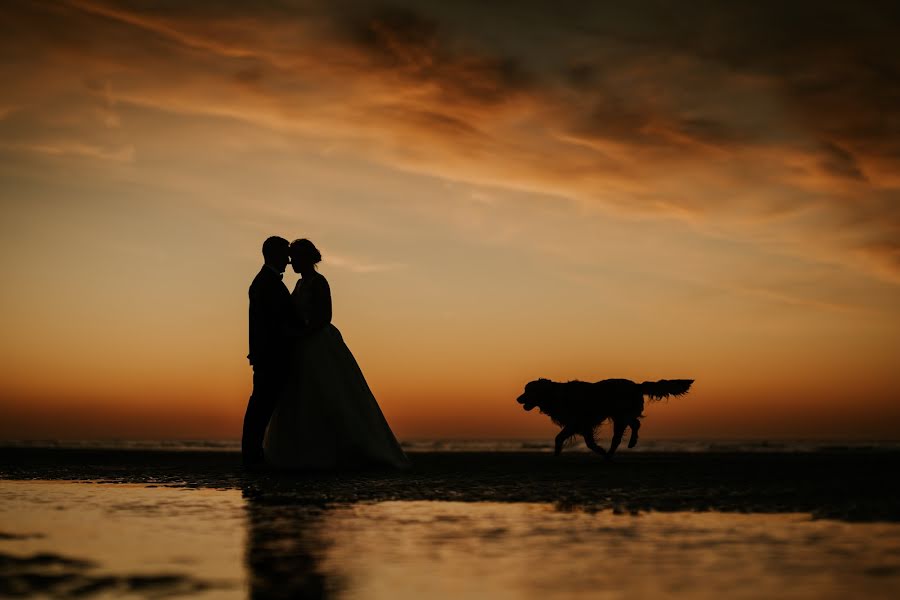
top-left (1, 0), bottom-right (899, 441)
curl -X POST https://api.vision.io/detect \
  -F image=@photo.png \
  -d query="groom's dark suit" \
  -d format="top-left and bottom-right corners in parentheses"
top-left (243, 266), bottom-right (296, 463)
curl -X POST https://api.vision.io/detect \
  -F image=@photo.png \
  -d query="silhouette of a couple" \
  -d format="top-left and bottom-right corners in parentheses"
top-left (242, 237), bottom-right (409, 470)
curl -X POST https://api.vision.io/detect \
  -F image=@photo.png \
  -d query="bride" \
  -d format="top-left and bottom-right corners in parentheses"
top-left (264, 239), bottom-right (409, 469)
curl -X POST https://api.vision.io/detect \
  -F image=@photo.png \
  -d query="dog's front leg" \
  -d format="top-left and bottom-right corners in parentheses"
top-left (554, 426), bottom-right (575, 456)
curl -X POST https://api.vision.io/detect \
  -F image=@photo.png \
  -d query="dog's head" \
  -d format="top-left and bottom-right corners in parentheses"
top-left (517, 378), bottom-right (555, 412)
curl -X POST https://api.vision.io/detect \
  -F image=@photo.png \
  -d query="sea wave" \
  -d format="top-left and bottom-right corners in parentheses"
top-left (2, 438), bottom-right (898, 453)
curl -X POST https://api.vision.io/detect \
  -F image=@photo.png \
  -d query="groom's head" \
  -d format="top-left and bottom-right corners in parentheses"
top-left (262, 236), bottom-right (290, 273)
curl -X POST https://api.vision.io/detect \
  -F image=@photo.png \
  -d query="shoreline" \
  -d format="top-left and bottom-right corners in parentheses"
top-left (2, 447), bottom-right (899, 522)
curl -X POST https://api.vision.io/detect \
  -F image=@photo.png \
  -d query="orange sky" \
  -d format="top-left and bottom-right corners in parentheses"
top-left (1, 1), bottom-right (899, 441)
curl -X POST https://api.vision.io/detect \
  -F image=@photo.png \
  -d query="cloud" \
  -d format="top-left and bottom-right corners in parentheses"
top-left (816, 142), bottom-right (866, 182)
top-left (326, 252), bottom-right (407, 273)
top-left (3, 140), bottom-right (134, 162)
top-left (347, 6), bottom-right (533, 108)
top-left (2, 0), bottom-right (899, 281)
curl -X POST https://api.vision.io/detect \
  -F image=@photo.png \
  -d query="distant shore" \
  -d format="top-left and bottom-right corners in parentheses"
top-left (2, 446), bottom-right (899, 522)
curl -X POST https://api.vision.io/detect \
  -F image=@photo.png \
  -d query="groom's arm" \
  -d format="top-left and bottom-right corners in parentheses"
top-left (283, 310), bottom-right (304, 340)
top-left (250, 278), bottom-right (299, 364)
top-left (247, 283), bottom-right (267, 365)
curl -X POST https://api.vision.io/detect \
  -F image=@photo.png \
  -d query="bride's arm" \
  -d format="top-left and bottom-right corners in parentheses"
top-left (306, 276), bottom-right (332, 332)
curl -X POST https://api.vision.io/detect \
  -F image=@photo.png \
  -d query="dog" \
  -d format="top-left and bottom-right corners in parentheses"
top-left (517, 378), bottom-right (693, 458)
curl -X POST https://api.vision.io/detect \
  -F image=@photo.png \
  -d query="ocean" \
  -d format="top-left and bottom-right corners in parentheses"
top-left (3, 437), bottom-right (899, 453)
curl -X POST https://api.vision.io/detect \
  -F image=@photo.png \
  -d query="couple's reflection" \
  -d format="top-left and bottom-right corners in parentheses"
top-left (243, 487), bottom-right (340, 600)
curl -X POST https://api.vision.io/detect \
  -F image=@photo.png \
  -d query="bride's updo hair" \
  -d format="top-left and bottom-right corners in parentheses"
top-left (290, 238), bottom-right (322, 265)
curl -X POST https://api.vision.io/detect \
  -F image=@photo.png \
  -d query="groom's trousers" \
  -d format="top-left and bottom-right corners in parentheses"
top-left (242, 366), bottom-right (286, 463)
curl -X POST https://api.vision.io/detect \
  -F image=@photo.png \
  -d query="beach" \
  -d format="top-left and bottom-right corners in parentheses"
top-left (3, 447), bottom-right (900, 598)
top-left (3, 446), bottom-right (899, 520)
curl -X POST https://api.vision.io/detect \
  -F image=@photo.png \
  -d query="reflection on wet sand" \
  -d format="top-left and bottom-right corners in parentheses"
top-left (3, 479), bottom-right (900, 599)
top-left (0, 481), bottom-right (244, 598)
top-left (242, 496), bottom-right (900, 600)
top-left (243, 488), bottom-right (334, 600)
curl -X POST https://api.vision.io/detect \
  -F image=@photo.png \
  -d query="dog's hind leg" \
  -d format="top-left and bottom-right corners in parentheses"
top-left (607, 420), bottom-right (627, 458)
top-left (554, 426), bottom-right (576, 456)
top-left (581, 429), bottom-right (606, 456)
top-left (581, 429), bottom-right (608, 458)
top-left (627, 419), bottom-right (640, 448)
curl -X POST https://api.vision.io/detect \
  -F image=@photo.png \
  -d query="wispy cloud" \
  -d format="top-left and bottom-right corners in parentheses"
top-left (326, 252), bottom-right (407, 274)
top-left (730, 284), bottom-right (862, 314)
top-left (2, 0), bottom-right (899, 282)
top-left (13, 141), bottom-right (134, 162)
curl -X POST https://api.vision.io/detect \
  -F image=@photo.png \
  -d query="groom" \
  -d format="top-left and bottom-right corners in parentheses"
top-left (243, 236), bottom-right (298, 466)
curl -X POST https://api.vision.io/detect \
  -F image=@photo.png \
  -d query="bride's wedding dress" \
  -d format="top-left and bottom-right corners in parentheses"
top-left (264, 272), bottom-right (409, 469)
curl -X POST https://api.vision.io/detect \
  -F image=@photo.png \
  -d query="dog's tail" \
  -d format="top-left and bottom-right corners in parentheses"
top-left (640, 379), bottom-right (693, 401)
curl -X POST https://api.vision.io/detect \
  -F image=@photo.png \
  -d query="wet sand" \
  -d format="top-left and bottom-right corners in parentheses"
top-left (2, 447), bottom-right (899, 522)
top-left (3, 448), bottom-right (900, 599)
